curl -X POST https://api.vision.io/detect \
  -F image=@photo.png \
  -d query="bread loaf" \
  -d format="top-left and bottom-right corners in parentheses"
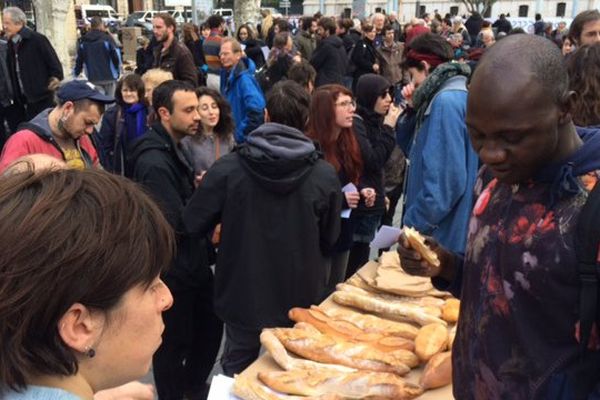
top-left (270, 326), bottom-right (414, 375)
top-left (317, 306), bottom-right (419, 340)
top-left (414, 323), bottom-right (448, 362)
top-left (258, 369), bottom-right (424, 399)
top-left (336, 283), bottom-right (445, 309)
top-left (442, 299), bottom-right (460, 323)
top-left (289, 307), bottom-right (415, 352)
top-left (448, 325), bottom-right (457, 349)
top-left (419, 351), bottom-right (452, 389)
top-left (332, 290), bottom-right (447, 327)
top-left (233, 375), bottom-right (338, 400)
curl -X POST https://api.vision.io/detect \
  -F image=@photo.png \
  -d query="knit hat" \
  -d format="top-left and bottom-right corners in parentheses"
top-left (355, 74), bottom-right (393, 110)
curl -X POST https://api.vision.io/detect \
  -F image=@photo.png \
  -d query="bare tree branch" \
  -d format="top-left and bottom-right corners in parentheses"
top-left (456, 0), bottom-right (498, 15)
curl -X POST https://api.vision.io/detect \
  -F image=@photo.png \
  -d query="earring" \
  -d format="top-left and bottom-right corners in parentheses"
top-left (85, 346), bottom-right (96, 358)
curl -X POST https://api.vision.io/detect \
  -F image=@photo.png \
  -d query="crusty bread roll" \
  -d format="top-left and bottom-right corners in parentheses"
top-left (260, 330), bottom-right (356, 373)
top-left (448, 325), bottom-right (457, 350)
top-left (317, 306), bottom-right (419, 340)
top-left (289, 307), bottom-right (415, 352)
top-left (419, 351), bottom-right (452, 389)
top-left (233, 375), bottom-right (338, 400)
top-left (258, 369), bottom-right (424, 399)
top-left (269, 326), bottom-right (415, 375)
top-left (442, 299), bottom-right (460, 323)
top-left (402, 226), bottom-right (440, 267)
top-left (414, 323), bottom-right (448, 362)
top-left (332, 290), bottom-right (447, 327)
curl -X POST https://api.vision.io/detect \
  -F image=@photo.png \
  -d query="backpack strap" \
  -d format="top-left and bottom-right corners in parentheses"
top-left (577, 180), bottom-right (600, 357)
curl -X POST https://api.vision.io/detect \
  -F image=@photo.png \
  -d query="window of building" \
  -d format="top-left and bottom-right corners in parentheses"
top-left (556, 2), bottom-right (566, 17)
top-left (419, 5), bottom-right (426, 17)
top-left (518, 5), bottom-right (529, 17)
top-left (450, 6), bottom-right (459, 16)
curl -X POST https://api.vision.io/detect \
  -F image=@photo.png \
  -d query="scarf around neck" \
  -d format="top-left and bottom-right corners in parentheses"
top-left (123, 103), bottom-right (148, 145)
top-left (412, 61), bottom-right (471, 132)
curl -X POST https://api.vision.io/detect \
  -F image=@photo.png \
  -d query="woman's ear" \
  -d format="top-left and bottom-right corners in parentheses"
top-left (558, 90), bottom-right (577, 125)
top-left (57, 303), bottom-right (101, 354)
top-left (421, 60), bottom-right (431, 74)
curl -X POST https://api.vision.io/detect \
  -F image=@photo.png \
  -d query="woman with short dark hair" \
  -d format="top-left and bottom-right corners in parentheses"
top-left (96, 74), bottom-right (148, 176)
top-left (0, 168), bottom-right (174, 399)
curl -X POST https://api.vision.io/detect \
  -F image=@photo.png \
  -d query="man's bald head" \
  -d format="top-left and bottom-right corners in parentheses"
top-left (473, 34), bottom-right (568, 106)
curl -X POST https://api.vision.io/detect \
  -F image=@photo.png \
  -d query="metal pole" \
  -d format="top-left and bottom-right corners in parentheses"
top-left (192, 0), bottom-right (198, 25)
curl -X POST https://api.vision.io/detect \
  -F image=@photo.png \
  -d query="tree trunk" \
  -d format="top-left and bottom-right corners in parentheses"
top-left (234, 0), bottom-right (261, 33)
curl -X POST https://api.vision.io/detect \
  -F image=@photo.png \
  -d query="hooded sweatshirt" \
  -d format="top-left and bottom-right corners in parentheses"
top-left (74, 29), bottom-right (120, 82)
top-left (310, 34), bottom-right (347, 87)
top-left (438, 128), bottom-right (600, 400)
top-left (183, 122), bottom-right (342, 329)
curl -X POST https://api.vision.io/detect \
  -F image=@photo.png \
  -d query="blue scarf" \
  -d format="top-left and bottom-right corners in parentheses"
top-left (123, 103), bottom-right (148, 145)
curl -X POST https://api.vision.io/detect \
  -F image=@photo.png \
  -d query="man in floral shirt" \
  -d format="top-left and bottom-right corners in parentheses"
top-left (398, 34), bottom-right (600, 399)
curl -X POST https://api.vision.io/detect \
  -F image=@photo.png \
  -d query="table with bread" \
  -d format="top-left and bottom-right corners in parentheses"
top-left (231, 227), bottom-right (457, 400)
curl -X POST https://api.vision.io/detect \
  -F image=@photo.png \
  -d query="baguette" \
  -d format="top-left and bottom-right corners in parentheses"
top-left (270, 326), bottom-right (415, 375)
top-left (233, 375), bottom-right (338, 400)
top-left (442, 299), bottom-right (460, 323)
top-left (317, 306), bottom-right (419, 340)
top-left (289, 307), bottom-right (415, 352)
top-left (402, 226), bottom-right (440, 267)
top-left (448, 325), bottom-right (457, 350)
top-left (258, 369), bottom-right (424, 399)
top-left (414, 323), bottom-right (448, 362)
top-left (260, 330), bottom-right (356, 373)
top-left (420, 351), bottom-right (452, 389)
top-left (336, 283), bottom-right (445, 309)
top-left (332, 290), bottom-right (447, 327)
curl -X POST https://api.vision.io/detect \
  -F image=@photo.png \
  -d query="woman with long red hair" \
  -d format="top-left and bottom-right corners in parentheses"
top-left (307, 84), bottom-right (363, 291)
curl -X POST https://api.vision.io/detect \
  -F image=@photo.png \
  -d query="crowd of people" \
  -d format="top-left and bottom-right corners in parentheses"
top-left (0, 3), bottom-right (599, 400)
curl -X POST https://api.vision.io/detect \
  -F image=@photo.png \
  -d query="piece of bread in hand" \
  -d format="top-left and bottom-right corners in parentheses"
top-left (442, 299), bottom-right (460, 323)
top-left (419, 351), bottom-right (452, 389)
top-left (402, 226), bottom-right (440, 267)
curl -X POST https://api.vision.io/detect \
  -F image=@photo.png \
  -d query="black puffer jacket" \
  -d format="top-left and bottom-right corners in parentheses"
top-left (310, 34), bottom-right (347, 87)
top-left (183, 123), bottom-right (342, 329)
top-left (130, 123), bottom-right (212, 290)
top-left (351, 37), bottom-right (379, 88)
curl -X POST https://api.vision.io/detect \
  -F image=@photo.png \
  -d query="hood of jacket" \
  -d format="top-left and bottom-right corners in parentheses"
top-left (238, 122), bottom-right (321, 194)
top-left (225, 57), bottom-right (256, 82)
top-left (28, 109), bottom-right (54, 140)
top-left (534, 126), bottom-right (600, 202)
top-left (81, 29), bottom-right (110, 43)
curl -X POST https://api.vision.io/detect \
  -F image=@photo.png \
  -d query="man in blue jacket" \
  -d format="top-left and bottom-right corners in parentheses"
top-left (219, 37), bottom-right (265, 144)
top-left (398, 33), bottom-right (477, 254)
top-left (74, 16), bottom-right (121, 96)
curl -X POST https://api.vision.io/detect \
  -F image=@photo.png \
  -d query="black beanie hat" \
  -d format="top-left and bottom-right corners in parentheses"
top-left (355, 74), bottom-right (393, 110)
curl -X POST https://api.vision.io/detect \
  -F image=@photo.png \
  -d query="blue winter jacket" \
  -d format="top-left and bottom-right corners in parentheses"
top-left (401, 75), bottom-right (478, 254)
top-left (220, 57), bottom-right (266, 143)
top-left (74, 30), bottom-right (120, 82)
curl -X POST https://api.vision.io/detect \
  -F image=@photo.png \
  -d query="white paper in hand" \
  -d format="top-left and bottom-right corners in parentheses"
top-left (207, 374), bottom-right (241, 400)
top-left (341, 183), bottom-right (358, 219)
top-left (370, 225), bottom-right (401, 249)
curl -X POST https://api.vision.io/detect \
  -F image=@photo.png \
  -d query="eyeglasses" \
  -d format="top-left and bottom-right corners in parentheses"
top-left (380, 86), bottom-right (395, 98)
top-left (335, 99), bottom-right (357, 109)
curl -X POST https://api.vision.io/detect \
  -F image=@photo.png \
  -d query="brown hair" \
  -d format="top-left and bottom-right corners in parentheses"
top-left (0, 169), bottom-right (174, 391)
top-left (307, 84), bottom-right (363, 184)
top-left (570, 9), bottom-right (600, 45)
top-left (567, 43), bottom-right (600, 126)
top-left (183, 22), bottom-right (199, 42)
top-left (154, 12), bottom-right (177, 30)
top-left (195, 86), bottom-right (235, 139)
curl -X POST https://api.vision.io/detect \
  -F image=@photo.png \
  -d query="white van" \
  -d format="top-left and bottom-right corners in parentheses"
top-left (212, 8), bottom-right (233, 17)
top-left (79, 5), bottom-right (120, 24)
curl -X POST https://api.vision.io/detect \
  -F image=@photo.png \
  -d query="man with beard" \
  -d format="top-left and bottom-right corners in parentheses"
top-left (130, 80), bottom-right (223, 400)
top-left (310, 17), bottom-right (347, 87)
top-left (0, 80), bottom-right (113, 172)
top-left (152, 13), bottom-right (198, 86)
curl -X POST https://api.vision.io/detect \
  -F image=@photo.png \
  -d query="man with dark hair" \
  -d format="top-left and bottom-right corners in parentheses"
top-left (295, 16), bottom-right (317, 60)
top-left (398, 33), bottom-right (600, 400)
top-left (377, 24), bottom-right (404, 86)
top-left (310, 17), bottom-right (347, 87)
top-left (219, 37), bottom-right (265, 143)
top-left (465, 11), bottom-right (483, 45)
top-left (0, 80), bottom-right (113, 172)
top-left (570, 9), bottom-right (600, 46)
top-left (152, 13), bottom-right (197, 85)
top-left (492, 13), bottom-right (512, 34)
top-left (287, 59), bottom-right (317, 93)
top-left (74, 16), bottom-right (121, 96)
top-left (203, 14), bottom-right (226, 90)
top-left (183, 80), bottom-right (342, 376)
top-left (534, 12), bottom-right (545, 36)
top-left (130, 80), bottom-right (223, 400)
top-left (2, 6), bottom-right (63, 124)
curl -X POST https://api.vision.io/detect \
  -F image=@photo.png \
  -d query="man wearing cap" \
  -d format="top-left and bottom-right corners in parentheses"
top-left (0, 80), bottom-right (114, 172)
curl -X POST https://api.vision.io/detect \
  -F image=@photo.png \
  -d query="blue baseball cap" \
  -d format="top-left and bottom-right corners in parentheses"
top-left (56, 80), bottom-right (115, 104)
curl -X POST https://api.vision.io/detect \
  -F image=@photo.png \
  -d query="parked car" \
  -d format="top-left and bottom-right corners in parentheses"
top-left (213, 8), bottom-right (233, 17)
top-left (125, 10), bottom-right (159, 27)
